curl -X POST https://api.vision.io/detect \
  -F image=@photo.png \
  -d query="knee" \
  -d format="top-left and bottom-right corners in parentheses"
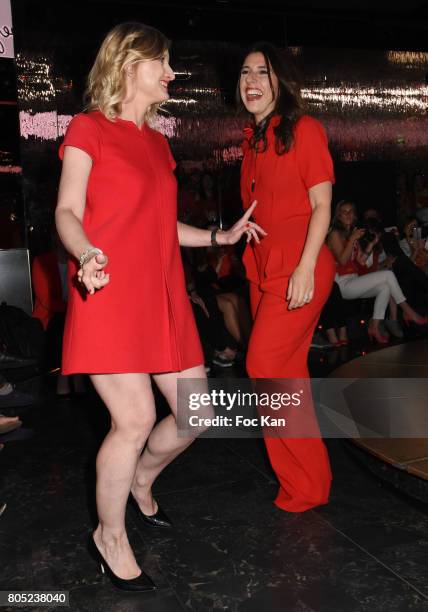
top-left (377, 282), bottom-right (390, 296)
top-left (383, 270), bottom-right (396, 284)
top-left (219, 296), bottom-right (233, 311)
top-left (112, 413), bottom-right (156, 448)
top-left (227, 293), bottom-right (239, 308)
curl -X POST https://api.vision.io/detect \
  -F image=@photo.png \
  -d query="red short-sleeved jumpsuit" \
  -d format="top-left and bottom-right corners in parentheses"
top-left (241, 115), bottom-right (336, 512)
top-left (59, 111), bottom-right (204, 375)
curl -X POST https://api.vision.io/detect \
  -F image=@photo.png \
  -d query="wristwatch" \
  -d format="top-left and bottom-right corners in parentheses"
top-left (211, 227), bottom-right (220, 247)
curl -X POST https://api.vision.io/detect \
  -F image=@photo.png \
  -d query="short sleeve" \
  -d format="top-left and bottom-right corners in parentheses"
top-left (59, 113), bottom-right (101, 162)
top-left (294, 116), bottom-right (335, 190)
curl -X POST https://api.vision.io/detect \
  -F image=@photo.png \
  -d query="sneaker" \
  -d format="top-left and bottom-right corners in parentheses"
top-left (310, 332), bottom-right (333, 349)
top-left (212, 355), bottom-right (234, 368)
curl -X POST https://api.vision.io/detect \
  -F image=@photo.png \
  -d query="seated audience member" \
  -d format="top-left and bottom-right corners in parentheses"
top-left (181, 249), bottom-right (238, 367)
top-left (328, 200), bottom-right (427, 344)
top-left (382, 231), bottom-right (428, 316)
top-left (191, 247), bottom-right (251, 349)
top-left (398, 216), bottom-right (428, 274)
top-left (413, 172), bottom-right (428, 226)
top-left (356, 219), bottom-right (403, 338)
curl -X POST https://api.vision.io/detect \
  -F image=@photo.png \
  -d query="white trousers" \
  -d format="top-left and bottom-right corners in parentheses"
top-left (336, 270), bottom-right (406, 320)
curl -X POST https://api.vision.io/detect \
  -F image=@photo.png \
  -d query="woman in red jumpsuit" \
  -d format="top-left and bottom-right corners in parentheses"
top-left (239, 43), bottom-right (336, 513)
top-left (56, 23), bottom-right (264, 592)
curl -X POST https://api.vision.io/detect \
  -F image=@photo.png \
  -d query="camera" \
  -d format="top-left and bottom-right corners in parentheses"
top-left (412, 226), bottom-right (422, 241)
top-left (358, 230), bottom-right (376, 252)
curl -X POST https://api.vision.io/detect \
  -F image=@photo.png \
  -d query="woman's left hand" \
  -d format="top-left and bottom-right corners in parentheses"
top-left (286, 265), bottom-right (314, 310)
top-left (219, 201), bottom-right (267, 245)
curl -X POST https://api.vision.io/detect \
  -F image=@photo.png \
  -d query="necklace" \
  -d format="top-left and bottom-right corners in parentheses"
top-left (251, 148), bottom-right (259, 193)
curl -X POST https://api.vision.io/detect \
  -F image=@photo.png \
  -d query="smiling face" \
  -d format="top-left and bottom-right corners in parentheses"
top-left (126, 49), bottom-right (175, 106)
top-left (338, 203), bottom-right (356, 228)
top-left (239, 51), bottom-right (279, 124)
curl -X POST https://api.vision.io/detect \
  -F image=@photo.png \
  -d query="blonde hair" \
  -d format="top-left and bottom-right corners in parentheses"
top-left (85, 22), bottom-right (170, 122)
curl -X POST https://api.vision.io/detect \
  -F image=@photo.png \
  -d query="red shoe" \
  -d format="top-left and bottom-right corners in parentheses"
top-left (367, 327), bottom-right (389, 344)
top-left (403, 313), bottom-right (428, 326)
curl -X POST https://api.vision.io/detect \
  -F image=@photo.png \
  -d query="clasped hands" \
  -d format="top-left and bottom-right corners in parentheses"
top-left (77, 253), bottom-right (110, 295)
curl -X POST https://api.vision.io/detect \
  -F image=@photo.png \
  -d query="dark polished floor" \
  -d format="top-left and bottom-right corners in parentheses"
top-left (1, 339), bottom-right (428, 611)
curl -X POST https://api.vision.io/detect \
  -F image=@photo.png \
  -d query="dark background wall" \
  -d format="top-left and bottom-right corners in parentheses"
top-left (1, 0), bottom-right (427, 250)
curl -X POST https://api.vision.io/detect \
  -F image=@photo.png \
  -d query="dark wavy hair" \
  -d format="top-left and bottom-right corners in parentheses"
top-left (236, 42), bottom-right (306, 155)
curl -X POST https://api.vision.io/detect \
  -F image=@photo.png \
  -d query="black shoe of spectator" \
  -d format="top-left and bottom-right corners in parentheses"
top-left (0, 351), bottom-right (37, 369)
top-left (0, 389), bottom-right (35, 409)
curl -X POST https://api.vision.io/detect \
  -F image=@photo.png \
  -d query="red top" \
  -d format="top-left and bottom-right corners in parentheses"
top-left (58, 111), bottom-right (203, 374)
top-left (241, 115), bottom-right (335, 296)
top-left (336, 260), bottom-right (358, 275)
top-left (334, 235), bottom-right (359, 275)
top-left (32, 251), bottom-right (66, 330)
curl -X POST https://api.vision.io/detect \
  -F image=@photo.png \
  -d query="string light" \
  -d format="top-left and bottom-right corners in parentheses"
top-left (387, 51), bottom-right (428, 68)
top-left (302, 85), bottom-right (428, 113)
top-left (16, 54), bottom-right (55, 102)
top-left (15, 53), bottom-right (72, 102)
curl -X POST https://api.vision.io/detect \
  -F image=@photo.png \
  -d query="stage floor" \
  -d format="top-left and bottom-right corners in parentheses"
top-left (330, 338), bottom-right (428, 483)
top-left (1, 377), bottom-right (428, 610)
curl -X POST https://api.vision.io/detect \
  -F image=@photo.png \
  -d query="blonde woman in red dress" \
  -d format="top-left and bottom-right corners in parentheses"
top-left (56, 22), bottom-right (265, 592)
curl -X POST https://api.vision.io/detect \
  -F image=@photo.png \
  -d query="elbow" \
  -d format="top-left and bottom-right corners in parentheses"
top-left (54, 207), bottom-right (67, 232)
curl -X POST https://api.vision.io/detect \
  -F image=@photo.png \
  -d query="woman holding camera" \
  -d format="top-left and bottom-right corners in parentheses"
top-left (328, 200), bottom-right (427, 343)
top-left (399, 216), bottom-right (428, 274)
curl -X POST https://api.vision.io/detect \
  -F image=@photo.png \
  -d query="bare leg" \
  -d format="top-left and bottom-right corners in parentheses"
top-left (216, 294), bottom-right (242, 344)
top-left (369, 318), bottom-right (382, 331)
top-left (338, 326), bottom-right (348, 342)
top-left (233, 294), bottom-right (253, 346)
top-left (388, 297), bottom-right (398, 320)
top-left (89, 373), bottom-right (156, 579)
top-left (326, 328), bottom-right (339, 344)
top-left (398, 300), bottom-right (426, 322)
top-left (131, 364), bottom-right (206, 515)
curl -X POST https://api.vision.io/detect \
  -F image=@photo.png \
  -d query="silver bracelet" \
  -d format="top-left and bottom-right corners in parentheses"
top-left (79, 247), bottom-right (103, 268)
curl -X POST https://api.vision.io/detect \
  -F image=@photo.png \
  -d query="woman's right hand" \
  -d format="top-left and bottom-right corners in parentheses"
top-left (77, 253), bottom-right (110, 295)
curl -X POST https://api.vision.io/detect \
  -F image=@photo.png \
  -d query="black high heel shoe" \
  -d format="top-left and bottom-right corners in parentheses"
top-left (128, 492), bottom-right (173, 528)
top-left (88, 535), bottom-right (156, 592)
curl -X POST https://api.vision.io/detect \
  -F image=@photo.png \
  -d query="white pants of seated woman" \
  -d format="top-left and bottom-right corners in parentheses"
top-left (336, 270), bottom-right (405, 320)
